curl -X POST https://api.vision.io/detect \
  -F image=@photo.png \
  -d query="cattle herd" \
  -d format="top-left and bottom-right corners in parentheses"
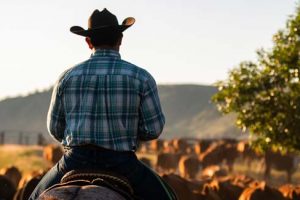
top-left (138, 138), bottom-right (300, 200)
top-left (0, 139), bottom-right (299, 200)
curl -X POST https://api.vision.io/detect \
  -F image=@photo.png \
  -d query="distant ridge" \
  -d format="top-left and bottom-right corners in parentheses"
top-left (0, 84), bottom-right (244, 144)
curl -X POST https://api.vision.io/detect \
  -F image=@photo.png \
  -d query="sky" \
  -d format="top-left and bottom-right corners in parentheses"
top-left (0, 0), bottom-right (298, 99)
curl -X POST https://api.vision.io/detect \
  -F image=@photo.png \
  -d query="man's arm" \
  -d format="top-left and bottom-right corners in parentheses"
top-left (138, 77), bottom-right (165, 141)
top-left (47, 80), bottom-right (66, 142)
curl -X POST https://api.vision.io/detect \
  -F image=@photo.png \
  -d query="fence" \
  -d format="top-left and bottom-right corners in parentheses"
top-left (0, 130), bottom-right (48, 146)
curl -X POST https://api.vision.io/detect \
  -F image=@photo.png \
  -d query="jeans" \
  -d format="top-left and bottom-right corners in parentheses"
top-left (29, 146), bottom-right (176, 200)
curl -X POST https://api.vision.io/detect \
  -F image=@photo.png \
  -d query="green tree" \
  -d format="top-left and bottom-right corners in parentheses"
top-left (212, 6), bottom-right (300, 152)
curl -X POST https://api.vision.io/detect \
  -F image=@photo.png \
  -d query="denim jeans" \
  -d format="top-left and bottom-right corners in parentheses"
top-left (29, 146), bottom-right (176, 200)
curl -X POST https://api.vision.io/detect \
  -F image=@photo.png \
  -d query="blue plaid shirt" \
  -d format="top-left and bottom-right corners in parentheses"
top-left (47, 49), bottom-right (165, 151)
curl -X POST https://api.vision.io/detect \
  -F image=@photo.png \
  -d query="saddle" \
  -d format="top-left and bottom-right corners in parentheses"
top-left (42, 169), bottom-right (137, 200)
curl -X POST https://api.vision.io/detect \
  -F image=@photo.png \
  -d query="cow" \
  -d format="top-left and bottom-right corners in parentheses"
top-left (14, 171), bottom-right (45, 200)
top-left (146, 139), bottom-right (165, 153)
top-left (237, 141), bottom-right (263, 170)
top-left (278, 184), bottom-right (300, 200)
top-left (136, 142), bottom-right (148, 153)
top-left (202, 178), bottom-right (244, 200)
top-left (199, 141), bottom-right (239, 172)
top-left (0, 166), bottom-right (22, 189)
top-left (43, 144), bottom-right (64, 166)
top-left (0, 175), bottom-right (16, 200)
top-left (162, 173), bottom-right (207, 200)
top-left (264, 150), bottom-right (300, 183)
top-left (178, 155), bottom-right (200, 179)
top-left (162, 139), bottom-right (176, 153)
top-left (172, 138), bottom-right (190, 153)
top-left (196, 139), bottom-right (216, 155)
top-left (238, 181), bottom-right (286, 200)
top-left (156, 152), bottom-right (183, 173)
top-left (199, 142), bottom-right (222, 168)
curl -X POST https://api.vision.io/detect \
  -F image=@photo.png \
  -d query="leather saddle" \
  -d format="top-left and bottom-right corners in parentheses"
top-left (44, 169), bottom-right (137, 200)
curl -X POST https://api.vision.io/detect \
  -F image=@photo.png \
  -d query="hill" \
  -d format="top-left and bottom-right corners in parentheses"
top-left (0, 85), bottom-right (244, 144)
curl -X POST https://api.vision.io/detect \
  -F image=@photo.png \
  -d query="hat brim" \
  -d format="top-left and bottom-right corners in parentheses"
top-left (70, 17), bottom-right (135, 37)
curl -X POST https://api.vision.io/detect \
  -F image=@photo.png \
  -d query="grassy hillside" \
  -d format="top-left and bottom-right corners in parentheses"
top-left (0, 85), bottom-right (243, 144)
top-left (158, 85), bottom-right (242, 139)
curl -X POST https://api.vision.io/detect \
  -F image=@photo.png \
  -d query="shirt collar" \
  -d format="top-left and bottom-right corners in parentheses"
top-left (91, 49), bottom-right (121, 59)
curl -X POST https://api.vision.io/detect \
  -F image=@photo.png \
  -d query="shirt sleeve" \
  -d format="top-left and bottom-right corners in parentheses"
top-left (138, 76), bottom-right (165, 141)
top-left (47, 79), bottom-right (66, 142)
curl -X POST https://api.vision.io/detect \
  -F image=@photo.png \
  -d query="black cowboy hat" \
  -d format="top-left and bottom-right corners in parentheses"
top-left (70, 8), bottom-right (135, 37)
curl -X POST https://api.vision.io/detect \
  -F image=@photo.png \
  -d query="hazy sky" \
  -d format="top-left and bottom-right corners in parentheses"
top-left (0, 0), bottom-right (297, 99)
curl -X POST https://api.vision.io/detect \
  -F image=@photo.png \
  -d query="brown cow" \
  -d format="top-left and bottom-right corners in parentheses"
top-left (199, 142), bottom-right (221, 165)
top-left (237, 141), bottom-right (263, 169)
top-left (195, 139), bottom-right (215, 155)
top-left (172, 138), bottom-right (190, 153)
top-left (202, 177), bottom-right (244, 200)
top-left (264, 150), bottom-right (299, 183)
top-left (136, 142), bottom-right (148, 153)
top-left (146, 139), bottom-right (165, 153)
top-left (178, 155), bottom-right (200, 179)
top-left (156, 152), bottom-right (183, 173)
top-left (0, 175), bottom-right (16, 200)
top-left (14, 171), bottom-right (45, 200)
top-left (200, 141), bottom-right (239, 172)
top-left (0, 166), bottom-right (22, 189)
top-left (239, 181), bottom-right (286, 200)
top-left (162, 140), bottom-right (176, 153)
top-left (162, 173), bottom-right (207, 200)
top-left (278, 184), bottom-right (300, 200)
top-left (43, 144), bottom-right (64, 166)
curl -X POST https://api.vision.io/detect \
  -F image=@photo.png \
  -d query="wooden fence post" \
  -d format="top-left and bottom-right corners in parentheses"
top-left (0, 131), bottom-right (4, 145)
top-left (37, 133), bottom-right (46, 146)
top-left (18, 132), bottom-right (23, 145)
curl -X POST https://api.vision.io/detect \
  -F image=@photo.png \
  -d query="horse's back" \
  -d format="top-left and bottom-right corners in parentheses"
top-left (38, 184), bottom-right (127, 200)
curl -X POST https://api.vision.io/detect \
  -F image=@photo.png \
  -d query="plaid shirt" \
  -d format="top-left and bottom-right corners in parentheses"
top-left (47, 49), bottom-right (165, 151)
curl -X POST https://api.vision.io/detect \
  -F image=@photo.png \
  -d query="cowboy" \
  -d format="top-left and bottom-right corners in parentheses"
top-left (29, 8), bottom-right (176, 200)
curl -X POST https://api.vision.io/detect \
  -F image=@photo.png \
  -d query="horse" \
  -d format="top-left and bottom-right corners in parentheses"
top-left (37, 170), bottom-right (137, 200)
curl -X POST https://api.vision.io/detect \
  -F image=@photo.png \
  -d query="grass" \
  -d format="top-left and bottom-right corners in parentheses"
top-left (0, 145), bottom-right (48, 176)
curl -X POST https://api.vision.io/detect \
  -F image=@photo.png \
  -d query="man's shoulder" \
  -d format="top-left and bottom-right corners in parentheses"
top-left (59, 59), bottom-right (90, 79)
top-left (55, 59), bottom-right (90, 87)
top-left (120, 59), bottom-right (154, 82)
